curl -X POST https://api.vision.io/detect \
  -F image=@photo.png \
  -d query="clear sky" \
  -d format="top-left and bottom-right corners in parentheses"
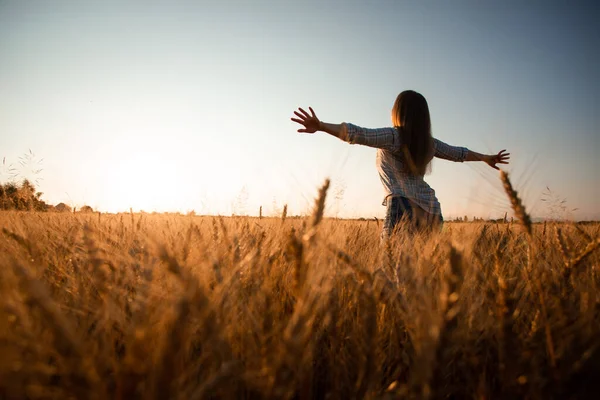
top-left (1, 0), bottom-right (598, 219)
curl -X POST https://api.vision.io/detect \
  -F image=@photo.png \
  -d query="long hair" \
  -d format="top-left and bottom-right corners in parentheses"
top-left (391, 90), bottom-right (434, 175)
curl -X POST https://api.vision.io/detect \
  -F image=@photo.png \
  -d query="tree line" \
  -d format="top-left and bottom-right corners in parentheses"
top-left (0, 179), bottom-right (92, 212)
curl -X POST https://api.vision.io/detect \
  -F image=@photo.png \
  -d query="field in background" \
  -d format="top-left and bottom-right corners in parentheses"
top-left (1, 204), bottom-right (599, 398)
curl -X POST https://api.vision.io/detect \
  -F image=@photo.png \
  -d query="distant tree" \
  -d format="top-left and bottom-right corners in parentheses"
top-left (54, 203), bottom-right (72, 213)
top-left (0, 183), bottom-right (10, 209)
top-left (79, 205), bottom-right (94, 213)
top-left (3, 183), bottom-right (18, 205)
top-left (21, 179), bottom-right (35, 195)
top-left (0, 179), bottom-right (49, 211)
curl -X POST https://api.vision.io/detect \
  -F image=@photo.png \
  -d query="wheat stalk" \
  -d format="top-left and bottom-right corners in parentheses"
top-left (570, 237), bottom-right (600, 269)
top-left (303, 178), bottom-right (330, 244)
top-left (1, 198), bottom-right (599, 398)
top-left (12, 261), bottom-right (105, 399)
top-left (500, 171), bottom-right (532, 237)
top-left (310, 179), bottom-right (330, 229)
top-left (428, 246), bottom-right (464, 398)
top-left (500, 171), bottom-right (557, 370)
top-left (573, 223), bottom-right (593, 242)
top-left (289, 228), bottom-right (305, 294)
top-left (554, 226), bottom-right (570, 268)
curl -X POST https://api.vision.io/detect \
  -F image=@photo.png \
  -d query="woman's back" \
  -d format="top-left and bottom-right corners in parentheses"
top-left (344, 123), bottom-right (468, 215)
top-left (290, 91), bottom-right (510, 237)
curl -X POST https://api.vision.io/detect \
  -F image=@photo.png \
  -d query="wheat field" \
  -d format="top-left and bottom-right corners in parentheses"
top-left (1, 179), bottom-right (599, 399)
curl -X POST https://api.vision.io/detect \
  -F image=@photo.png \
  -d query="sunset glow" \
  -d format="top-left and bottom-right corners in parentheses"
top-left (0, 1), bottom-right (598, 219)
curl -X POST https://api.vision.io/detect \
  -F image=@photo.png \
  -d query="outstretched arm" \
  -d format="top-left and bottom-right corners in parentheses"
top-left (465, 149), bottom-right (510, 170)
top-left (434, 138), bottom-right (510, 170)
top-left (291, 107), bottom-right (399, 150)
top-left (291, 107), bottom-right (347, 140)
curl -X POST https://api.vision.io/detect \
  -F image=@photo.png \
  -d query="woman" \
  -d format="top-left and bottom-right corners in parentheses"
top-left (291, 90), bottom-right (510, 238)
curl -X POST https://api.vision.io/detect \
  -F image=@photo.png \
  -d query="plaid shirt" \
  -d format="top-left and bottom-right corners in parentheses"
top-left (343, 123), bottom-right (469, 216)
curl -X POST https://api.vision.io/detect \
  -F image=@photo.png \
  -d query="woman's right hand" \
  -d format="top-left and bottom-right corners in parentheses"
top-left (291, 107), bottom-right (321, 133)
top-left (484, 149), bottom-right (511, 170)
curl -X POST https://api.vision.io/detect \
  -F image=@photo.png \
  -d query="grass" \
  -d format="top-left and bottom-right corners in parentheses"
top-left (0, 182), bottom-right (599, 398)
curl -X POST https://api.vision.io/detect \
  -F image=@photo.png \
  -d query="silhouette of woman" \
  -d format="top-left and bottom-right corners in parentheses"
top-left (291, 90), bottom-right (510, 239)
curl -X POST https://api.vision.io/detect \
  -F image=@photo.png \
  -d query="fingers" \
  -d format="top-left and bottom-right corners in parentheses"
top-left (298, 108), bottom-right (310, 118)
top-left (489, 149), bottom-right (511, 170)
top-left (292, 107), bottom-right (318, 133)
top-left (293, 111), bottom-right (306, 120)
top-left (293, 107), bottom-right (317, 120)
top-left (496, 150), bottom-right (510, 165)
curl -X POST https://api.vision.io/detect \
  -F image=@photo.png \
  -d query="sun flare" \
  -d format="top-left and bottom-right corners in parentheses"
top-left (103, 150), bottom-right (182, 212)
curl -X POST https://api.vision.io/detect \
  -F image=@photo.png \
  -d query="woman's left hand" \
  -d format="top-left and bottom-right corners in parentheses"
top-left (485, 149), bottom-right (511, 170)
top-left (291, 107), bottom-right (321, 133)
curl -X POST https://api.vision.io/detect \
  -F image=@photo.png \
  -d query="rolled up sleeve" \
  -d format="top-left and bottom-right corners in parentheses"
top-left (433, 138), bottom-right (468, 162)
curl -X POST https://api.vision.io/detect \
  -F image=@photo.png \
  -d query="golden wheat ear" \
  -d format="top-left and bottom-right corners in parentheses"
top-left (500, 171), bottom-right (532, 237)
top-left (302, 178), bottom-right (330, 244)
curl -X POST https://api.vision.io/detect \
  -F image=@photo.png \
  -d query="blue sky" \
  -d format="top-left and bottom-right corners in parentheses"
top-left (0, 0), bottom-right (598, 219)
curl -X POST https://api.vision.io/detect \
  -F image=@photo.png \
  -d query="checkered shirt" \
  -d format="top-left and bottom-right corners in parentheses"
top-left (342, 123), bottom-right (469, 216)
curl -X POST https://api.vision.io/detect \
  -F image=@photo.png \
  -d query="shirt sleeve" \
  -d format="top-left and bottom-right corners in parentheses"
top-left (433, 138), bottom-right (468, 162)
top-left (342, 123), bottom-right (401, 151)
